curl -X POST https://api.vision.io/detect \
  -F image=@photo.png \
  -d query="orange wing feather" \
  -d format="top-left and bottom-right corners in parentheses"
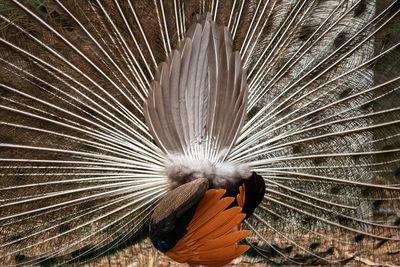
top-left (186, 196), bottom-right (234, 233)
top-left (237, 184), bottom-right (245, 208)
top-left (165, 188), bottom-right (250, 267)
top-left (196, 230), bottom-right (251, 251)
top-left (190, 189), bottom-right (227, 223)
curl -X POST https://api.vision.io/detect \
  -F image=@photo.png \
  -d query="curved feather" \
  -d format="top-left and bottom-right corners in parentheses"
top-left (144, 16), bottom-right (248, 153)
top-left (0, 0), bottom-right (400, 266)
top-left (165, 189), bottom-right (250, 266)
top-left (144, 12), bottom-right (250, 188)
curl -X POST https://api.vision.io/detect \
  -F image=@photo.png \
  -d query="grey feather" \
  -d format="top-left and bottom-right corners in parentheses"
top-left (144, 13), bottom-right (249, 186)
top-left (1, 1), bottom-right (400, 266)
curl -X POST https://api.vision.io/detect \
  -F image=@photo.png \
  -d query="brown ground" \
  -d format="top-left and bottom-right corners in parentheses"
top-left (84, 238), bottom-right (400, 267)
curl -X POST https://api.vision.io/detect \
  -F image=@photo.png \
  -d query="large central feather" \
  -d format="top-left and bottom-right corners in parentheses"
top-left (144, 14), bottom-right (249, 188)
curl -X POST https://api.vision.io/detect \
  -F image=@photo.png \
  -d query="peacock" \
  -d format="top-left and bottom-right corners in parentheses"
top-left (0, 0), bottom-right (400, 266)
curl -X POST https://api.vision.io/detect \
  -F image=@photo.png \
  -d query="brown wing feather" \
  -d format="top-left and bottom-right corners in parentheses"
top-left (165, 187), bottom-right (250, 266)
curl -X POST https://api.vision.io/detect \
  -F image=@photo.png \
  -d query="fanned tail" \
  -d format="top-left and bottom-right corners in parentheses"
top-left (144, 13), bottom-right (249, 188)
top-left (0, 0), bottom-right (400, 266)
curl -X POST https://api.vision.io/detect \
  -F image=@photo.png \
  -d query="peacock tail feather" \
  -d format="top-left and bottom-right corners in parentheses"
top-left (0, 0), bottom-right (399, 266)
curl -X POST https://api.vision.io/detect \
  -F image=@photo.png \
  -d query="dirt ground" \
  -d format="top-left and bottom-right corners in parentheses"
top-left (84, 238), bottom-right (400, 267)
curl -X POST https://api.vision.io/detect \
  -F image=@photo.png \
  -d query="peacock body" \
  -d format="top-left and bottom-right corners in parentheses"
top-left (0, 0), bottom-right (400, 266)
